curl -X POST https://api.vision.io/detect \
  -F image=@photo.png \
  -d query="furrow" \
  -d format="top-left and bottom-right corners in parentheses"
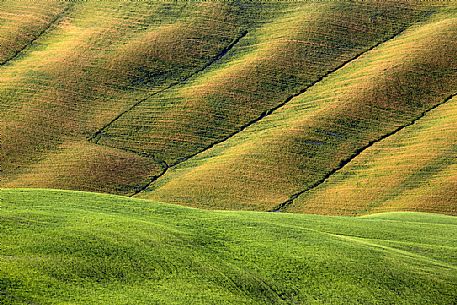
top-left (87, 141), bottom-right (169, 197)
top-left (134, 22), bottom-right (417, 196)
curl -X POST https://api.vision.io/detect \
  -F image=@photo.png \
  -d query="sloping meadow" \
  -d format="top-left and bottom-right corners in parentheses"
top-left (1, 189), bottom-right (457, 304)
top-left (141, 6), bottom-right (457, 213)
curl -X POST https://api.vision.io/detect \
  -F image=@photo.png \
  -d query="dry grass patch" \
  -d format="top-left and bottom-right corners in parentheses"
top-left (0, 0), bottom-right (68, 64)
top-left (289, 96), bottom-right (457, 215)
top-left (99, 1), bottom-right (423, 166)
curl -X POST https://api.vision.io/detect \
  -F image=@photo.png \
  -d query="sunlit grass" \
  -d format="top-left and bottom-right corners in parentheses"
top-left (291, 96), bottom-right (457, 215)
top-left (143, 7), bottom-right (457, 213)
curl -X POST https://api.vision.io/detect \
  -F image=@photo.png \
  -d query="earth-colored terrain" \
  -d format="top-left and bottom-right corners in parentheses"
top-left (1, 1), bottom-right (456, 304)
top-left (1, 1), bottom-right (455, 215)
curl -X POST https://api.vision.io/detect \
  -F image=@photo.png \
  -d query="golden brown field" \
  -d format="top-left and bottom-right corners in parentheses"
top-left (1, 0), bottom-right (455, 214)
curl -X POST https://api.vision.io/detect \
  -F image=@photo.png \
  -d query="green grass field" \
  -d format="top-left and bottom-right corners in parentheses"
top-left (1, 189), bottom-right (457, 304)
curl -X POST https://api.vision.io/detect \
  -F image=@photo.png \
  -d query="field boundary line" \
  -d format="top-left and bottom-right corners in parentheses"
top-left (83, 141), bottom-right (169, 196)
top-left (270, 92), bottom-right (457, 212)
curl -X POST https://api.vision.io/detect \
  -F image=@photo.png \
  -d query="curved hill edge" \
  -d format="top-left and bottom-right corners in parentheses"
top-left (1, 188), bottom-right (457, 304)
top-left (0, 3), bottom-right (73, 67)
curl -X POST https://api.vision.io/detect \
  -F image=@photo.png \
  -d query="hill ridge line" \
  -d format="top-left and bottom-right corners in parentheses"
top-left (132, 23), bottom-right (418, 197)
top-left (270, 92), bottom-right (457, 212)
top-left (89, 30), bottom-right (249, 143)
top-left (0, 4), bottom-right (73, 67)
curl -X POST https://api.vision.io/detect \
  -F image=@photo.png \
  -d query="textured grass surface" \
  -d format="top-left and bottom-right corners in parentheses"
top-left (98, 1), bottom-right (423, 165)
top-left (0, 1), bottom-right (261, 193)
top-left (1, 141), bottom-right (163, 195)
top-left (0, 0), bottom-right (68, 64)
top-left (141, 6), bottom-right (457, 213)
top-left (289, 96), bottom-right (457, 215)
top-left (1, 189), bottom-right (457, 304)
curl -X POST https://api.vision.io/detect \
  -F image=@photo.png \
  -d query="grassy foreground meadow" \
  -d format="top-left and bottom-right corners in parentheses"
top-left (1, 189), bottom-right (457, 304)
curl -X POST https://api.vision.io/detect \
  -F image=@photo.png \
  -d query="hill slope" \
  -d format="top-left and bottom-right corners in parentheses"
top-left (0, 1), bottom-right (456, 215)
top-left (140, 7), bottom-right (457, 213)
top-left (1, 189), bottom-right (457, 304)
top-left (288, 95), bottom-right (457, 215)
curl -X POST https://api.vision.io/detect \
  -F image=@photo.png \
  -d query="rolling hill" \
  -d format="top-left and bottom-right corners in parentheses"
top-left (140, 6), bottom-right (457, 213)
top-left (288, 95), bottom-right (457, 215)
top-left (0, 0), bottom-right (456, 214)
top-left (2, 189), bottom-right (457, 304)
top-left (2, 2), bottom-right (457, 304)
